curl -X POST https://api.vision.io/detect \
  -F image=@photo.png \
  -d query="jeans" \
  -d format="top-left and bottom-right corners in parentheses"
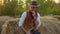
top-left (31, 29), bottom-right (41, 34)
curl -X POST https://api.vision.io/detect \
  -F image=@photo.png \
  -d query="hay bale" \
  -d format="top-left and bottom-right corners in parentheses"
top-left (1, 18), bottom-right (20, 34)
top-left (39, 16), bottom-right (60, 34)
top-left (0, 16), bottom-right (14, 34)
top-left (1, 16), bottom-right (60, 34)
top-left (0, 21), bottom-right (5, 34)
top-left (54, 16), bottom-right (60, 21)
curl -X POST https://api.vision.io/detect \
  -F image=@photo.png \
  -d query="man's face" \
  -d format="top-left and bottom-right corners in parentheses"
top-left (30, 6), bottom-right (38, 12)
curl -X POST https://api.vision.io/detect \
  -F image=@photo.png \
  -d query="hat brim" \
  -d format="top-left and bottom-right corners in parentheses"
top-left (30, 5), bottom-right (40, 7)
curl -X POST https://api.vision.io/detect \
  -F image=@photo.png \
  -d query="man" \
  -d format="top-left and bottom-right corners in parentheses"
top-left (18, 1), bottom-right (41, 34)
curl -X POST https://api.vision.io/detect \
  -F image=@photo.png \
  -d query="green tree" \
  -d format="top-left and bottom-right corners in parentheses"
top-left (26, 0), bottom-right (31, 10)
top-left (2, 0), bottom-right (18, 17)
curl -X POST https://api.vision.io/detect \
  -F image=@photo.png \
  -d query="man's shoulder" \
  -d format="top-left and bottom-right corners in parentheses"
top-left (22, 11), bottom-right (27, 15)
top-left (23, 11), bottom-right (27, 14)
top-left (37, 12), bottom-right (40, 15)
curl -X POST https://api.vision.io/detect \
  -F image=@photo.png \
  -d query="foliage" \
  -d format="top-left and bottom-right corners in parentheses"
top-left (0, 0), bottom-right (60, 17)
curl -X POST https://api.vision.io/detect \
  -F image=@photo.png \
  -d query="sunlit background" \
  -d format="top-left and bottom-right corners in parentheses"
top-left (0, 0), bottom-right (60, 5)
top-left (54, 0), bottom-right (60, 3)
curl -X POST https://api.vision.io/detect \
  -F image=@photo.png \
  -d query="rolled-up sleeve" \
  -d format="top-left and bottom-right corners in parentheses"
top-left (18, 12), bottom-right (26, 27)
top-left (37, 13), bottom-right (41, 27)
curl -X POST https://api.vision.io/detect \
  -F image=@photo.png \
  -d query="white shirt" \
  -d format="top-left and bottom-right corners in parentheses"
top-left (18, 11), bottom-right (41, 27)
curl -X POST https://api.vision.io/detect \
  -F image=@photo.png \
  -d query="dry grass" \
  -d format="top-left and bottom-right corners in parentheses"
top-left (0, 16), bottom-right (14, 34)
top-left (39, 16), bottom-right (60, 34)
top-left (1, 18), bottom-right (19, 34)
top-left (0, 16), bottom-right (60, 34)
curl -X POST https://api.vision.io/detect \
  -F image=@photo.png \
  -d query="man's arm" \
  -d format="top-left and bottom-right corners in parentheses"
top-left (37, 13), bottom-right (41, 27)
top-left (18, 12), bottom-right (26, 27)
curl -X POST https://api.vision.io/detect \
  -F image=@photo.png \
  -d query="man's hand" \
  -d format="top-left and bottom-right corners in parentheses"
top-left (35, 21), bottom-right (39, 25)
top-left (26, 31), bottom-right (32, 34)
top-left (21, 26), bottom-right (32, 34)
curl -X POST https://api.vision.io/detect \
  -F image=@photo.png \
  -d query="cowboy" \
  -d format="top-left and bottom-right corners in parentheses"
top-left (18, 1), bottom-right (41, 34)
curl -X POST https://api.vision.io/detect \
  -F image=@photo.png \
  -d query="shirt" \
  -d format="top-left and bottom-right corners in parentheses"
top-left (18, 11), bottom-right (41, 27)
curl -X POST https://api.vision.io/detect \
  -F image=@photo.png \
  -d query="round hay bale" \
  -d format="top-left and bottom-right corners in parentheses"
top-left (1, 18), bottom-right (20, 34)
top-left (39, 16), bottom-right (60, 34)
top-left (1, 16), bottom-right (60, 34)
top-left (0, 16), bottom-right (14, 34)
top-left (54, 16), bottom-right (60, 21)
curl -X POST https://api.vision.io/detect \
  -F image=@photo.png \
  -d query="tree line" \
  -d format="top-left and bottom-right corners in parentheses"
top-left (0, 0), bottom-right (60, 17)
